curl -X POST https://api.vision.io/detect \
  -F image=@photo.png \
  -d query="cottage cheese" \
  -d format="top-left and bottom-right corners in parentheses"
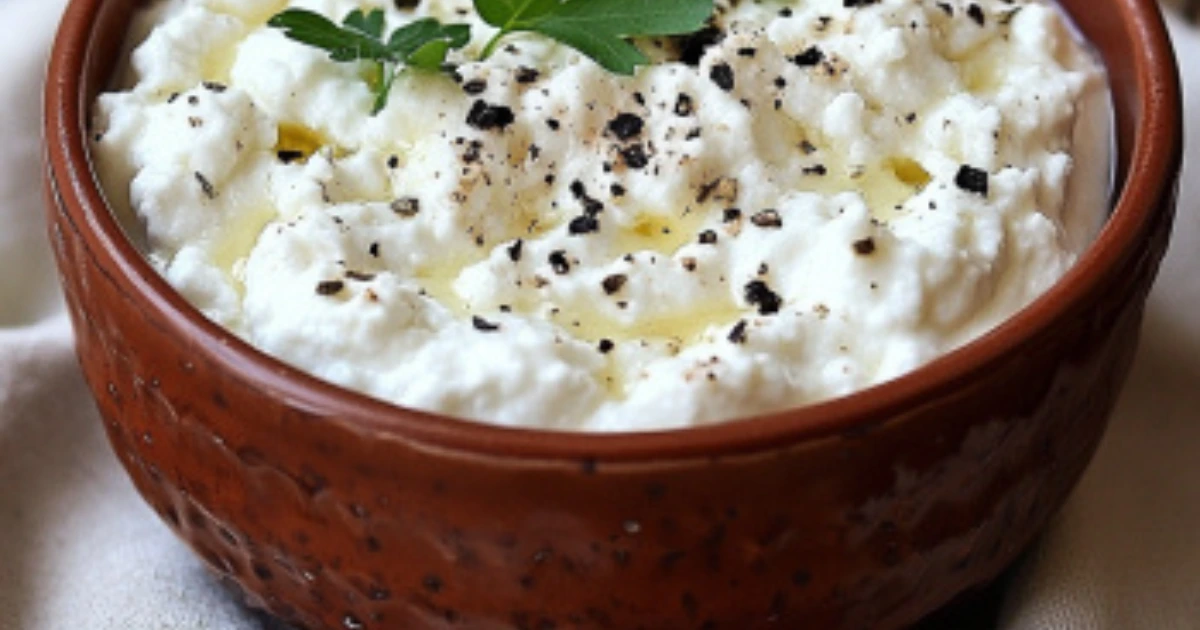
top-left (94, 0), bottom-right (1109, 431)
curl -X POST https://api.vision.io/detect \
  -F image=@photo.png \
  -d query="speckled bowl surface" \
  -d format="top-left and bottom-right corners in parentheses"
top-left (43, 0), bottom-right (1180, 628)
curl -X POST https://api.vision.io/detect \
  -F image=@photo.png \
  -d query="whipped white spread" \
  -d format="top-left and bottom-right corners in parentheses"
top-left (94, 0), bottom-right (1109, 431)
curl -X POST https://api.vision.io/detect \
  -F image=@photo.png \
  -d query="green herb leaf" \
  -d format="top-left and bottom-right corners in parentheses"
top-left (388, 19), bottom-right (472, 57)
top-left (269, 0), bottom-right (717, 113)
top-left (268, 8), bottom-right (472, 114)
top-left (407, 39), bottom-right (454, 70)
top-left (474, 0), bottom-right (714, 74)
top-left (343, 8), bottom-right (386, 39)
top-left (268, 9), bottom-right (391, 62)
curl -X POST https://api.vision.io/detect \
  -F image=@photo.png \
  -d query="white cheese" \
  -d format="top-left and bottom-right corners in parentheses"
top-left (94, 0), bottom-right (1110, 431)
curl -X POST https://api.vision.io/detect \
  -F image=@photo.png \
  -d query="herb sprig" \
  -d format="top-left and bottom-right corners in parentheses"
top-left (474, 0), bottom-right (713, 74)
top-left (268, 0), bottom-right (714, 114)
top-left (267, 8), bottom-right (470, 113)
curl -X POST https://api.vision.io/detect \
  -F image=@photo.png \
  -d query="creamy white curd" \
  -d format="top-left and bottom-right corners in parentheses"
top-left (94, 0), bottom-right (1110, 431)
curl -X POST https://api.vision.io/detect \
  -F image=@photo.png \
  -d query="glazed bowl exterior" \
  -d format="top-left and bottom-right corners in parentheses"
top-left (43, 0), bottom-right (1181, 628)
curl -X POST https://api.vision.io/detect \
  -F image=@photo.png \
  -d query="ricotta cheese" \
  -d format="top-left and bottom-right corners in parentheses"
top-left (94, 0), bottom-right (1110, 431)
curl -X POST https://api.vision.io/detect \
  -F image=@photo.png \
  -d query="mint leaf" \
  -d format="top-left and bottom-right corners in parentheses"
top-left (268, 9), bottom-right (472, 114)
top-left (475, 0), bottom-right (714, 74)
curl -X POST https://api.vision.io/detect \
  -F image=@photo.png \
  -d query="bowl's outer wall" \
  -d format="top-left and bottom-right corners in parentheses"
top-left (44, 0), bottom-right (1181, 628)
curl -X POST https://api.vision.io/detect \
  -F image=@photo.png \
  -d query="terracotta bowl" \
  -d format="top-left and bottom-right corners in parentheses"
top-left (43, 1), bottom-right (1181, 628)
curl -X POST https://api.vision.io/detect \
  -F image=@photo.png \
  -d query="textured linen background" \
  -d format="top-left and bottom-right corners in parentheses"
top-left (0, 1), bottom-right (1194, 628)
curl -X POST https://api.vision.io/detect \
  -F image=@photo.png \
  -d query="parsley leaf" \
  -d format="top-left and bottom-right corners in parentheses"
top-left (475, 0), bottom-right (714, 74)
top-left (267, 8), bottom-right (471, 114)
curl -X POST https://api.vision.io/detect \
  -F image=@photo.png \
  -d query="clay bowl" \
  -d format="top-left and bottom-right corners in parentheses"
top-left (43, 0), bottom-right (1180, 628)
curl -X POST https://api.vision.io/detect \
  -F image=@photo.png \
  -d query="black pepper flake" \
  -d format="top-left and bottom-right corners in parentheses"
top-left (462, 79), bottom-right (487, 95)
top-left (394, 0), bottom-right (419, 8)
top-left (750, 210), bottom-right (783, 228)
top-left (462, 140), bottom-right (483, 163)
top-left (569, 214), bottom-right (601, 235)
top-left (391, 197), bottom-right (421, 217)
top-left (194, 171), bottom-right (216, 199)
top-left (844, 0), bottom-right (880, 6)
top-left (709, 62), bottom-right (735, 91)
top-left (800, 140), bottom-right (818, 155)
top-left (955, 164), bottom-right (989, 197)
top-left (728, 320), bottom-right (748, 344)
top-left (723, 208), bottom-right (742, 223)
top-left (316, 280), bottom-right (345, 296)
top-left (387, 154), bottom-right (400, 169)
top-left (346, 270), bottom-right (376, 282)
top-left (967, 3), bottom-right (986, 26)
top-left (698, 230), bottom-right (718, 245)
top-left (546, 118), bottom-right (561, 131)
top-left (466, 100), bottom-right (515, 131)
top-left (277, 150), bottom-right (305, 164)
top-left (569, 181), bottom-right (605, 215)
top-left (202, 81), bottom-right (227, 93)
top-left (621, 144), bottom-right (649, 169)
top-left (602, 274), bottom-right (628, 295)
top-left (678, 26), bottom-right (724, 66)
top-left (507, 239), bottom-right (524, 262)
top-left (187, 95), bottom-right (199, 106)
top-left (515, 66), bottom-right (540, 83)
top-left (674, 93), bottom-right (695, 117)
top-left (774, 76), bottom-right (787, 89)
top-left (611, 183), bottom-right (627, 197)
top-left (472, 316), bottom-right (501, 333)
top-left (549, 250), bottom-right (571, 275)
top-left (607, 113), bottom-right (645, 141)
top-left (802, 164), bottom-right (828, 176)
top-left (598, 339), bottom-right (615, 354)
top-left (737, 47), bottom-right (757, 58)
top-left (937, 2), bottom-right (953, 16)
top-left (853, 237), bottom-right (877, 256)
top-left (570, 180), bottom-right (587, 198)
top-left (791, 46), bottom-right (825, 67)
top-left (744, 281), bottom-right (782, 316)
top-left (369, 242), bottom-right (381, 258)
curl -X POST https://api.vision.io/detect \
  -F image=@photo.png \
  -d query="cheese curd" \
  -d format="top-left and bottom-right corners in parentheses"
top-left (94, 0), bottom-right (1109, 431)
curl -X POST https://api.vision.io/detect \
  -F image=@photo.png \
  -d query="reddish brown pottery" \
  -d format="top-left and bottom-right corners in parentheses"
top-left (43, 0), bottom-right (1182, 628)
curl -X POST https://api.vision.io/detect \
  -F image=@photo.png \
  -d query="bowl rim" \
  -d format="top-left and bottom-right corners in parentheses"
top-left (45, 0), bottom-right (1182, 463)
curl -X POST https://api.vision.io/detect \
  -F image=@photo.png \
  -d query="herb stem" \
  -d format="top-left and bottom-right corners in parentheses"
top-left (479, 31), bottom-right (507, 61)
top-left (373, 63), bottom-right (399, 114)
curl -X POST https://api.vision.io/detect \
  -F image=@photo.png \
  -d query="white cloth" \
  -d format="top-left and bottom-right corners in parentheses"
top-left (0, 1), bottom-right (1196, 628)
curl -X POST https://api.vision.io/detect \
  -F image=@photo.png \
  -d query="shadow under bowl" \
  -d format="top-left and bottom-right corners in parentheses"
top-left (42, 0), bottom-right (1182, 628)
